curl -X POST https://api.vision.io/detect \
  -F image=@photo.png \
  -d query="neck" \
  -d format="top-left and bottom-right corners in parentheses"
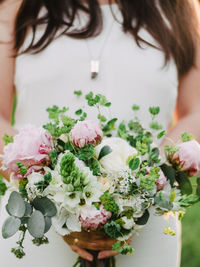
top-left (98, 0), bottom-right (116, 5)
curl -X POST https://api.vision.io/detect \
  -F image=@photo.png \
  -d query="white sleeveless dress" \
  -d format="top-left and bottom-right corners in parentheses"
top-left (0, 4), bottom-right (181, 267)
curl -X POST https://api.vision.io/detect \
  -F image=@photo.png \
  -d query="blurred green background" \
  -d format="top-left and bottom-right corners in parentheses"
top-left (181, 201), bottom-right (200, 267)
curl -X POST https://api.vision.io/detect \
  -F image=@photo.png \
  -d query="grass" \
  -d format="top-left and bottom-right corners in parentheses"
top-left (181, 197), bottom-right (200, 267)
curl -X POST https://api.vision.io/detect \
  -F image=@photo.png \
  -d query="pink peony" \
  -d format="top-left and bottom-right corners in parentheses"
top-left (79, 205), bottom-right (111, 230)
top-left (1, 125), bottom-right (53, 174)
top-left (172, 140), bottom-right (200, 177)
top-left (156, 171), bottom-right (167, 191)
top-left (70, 120), bottom-right (103, 148)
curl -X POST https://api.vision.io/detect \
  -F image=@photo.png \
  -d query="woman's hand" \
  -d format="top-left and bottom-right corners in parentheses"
top-left (63, 231), bottom-right (132, 261)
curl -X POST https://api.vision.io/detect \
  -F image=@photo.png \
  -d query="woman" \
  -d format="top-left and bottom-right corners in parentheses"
top-left (0, 0), bottom-right (200, 266)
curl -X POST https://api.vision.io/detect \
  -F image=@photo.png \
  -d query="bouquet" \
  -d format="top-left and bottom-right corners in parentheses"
top-left (1, 91), bottom-right (200, 267)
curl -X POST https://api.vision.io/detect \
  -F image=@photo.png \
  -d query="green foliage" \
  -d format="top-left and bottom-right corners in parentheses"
top-left (76, 144), bottom-right (101, 175)
top-left (197, 177), bottom-right (200, 196)
top-left (3, 134), bottom-right (13, 145)
top-left (160, 164), bottom-right (176, 187)
top-left (139, 167), bottom-right (159, 191)
top-left (176, 172), bottom-right (193, 195)
top-left (102, 118), bottom-right (118, 136)
top-left (80, 112), bottom-right (87, 121)
top-left (46, 106), bottom-right (68, 124)
top-left (49, 150), bottom-right (58, 168)
top-left (16, 162), bottom-right (27, 175)
top-left (104, 221), bottom-right (121, 238)
top-left (112, 241), bottom-right (134, 255)
top-left (132, 104), bottom-right (140, 111)
top-left (74, 90), bottom-right (82, 96)
top-left (164, 145), bottom-right (180, 155)
top-left (0, 176), bottom-right (7, 196)
top-left (11, 247), bottom-right (26, 259)
top-left (179, 195), bottom-right (200, 208)
top-left (7, 191), bottom-right (26, 218)
top-left (129, 157), bottom-right (140, 171)
top-left (98, 145), bottom-right (112, 161)
top-left (157, 130), bottom-right (166, 139)
top-left (19, 178), bottom-right (28, 198)
top-left (27, 210), bottom-right (45, 238)
top-left (60, 152), bottom-right (89, 190)
top-left (136, 210), bottom-right (150, 225)
top-left (117, 122), bottom-right (128, 140)
top-left (35, 172), bottom-right (52, 193)
top-left (181, 132), bottom-right (194, 142)
top-left (128, 121), bottom-right (143, 134)
top-left (32, 236), bottom-right (49, 246)
top-left (2, 217), bottom-right (21, 239)
top-left (100, 191), bottom-right (119, 214)
top-left (44, 111), bottom-right (75, 137)
top-left (164, 226), bottom-right (176, 236)
top-left (33, 197), bottom-right (57, 217)
top-left (75, 109), bottom-right (83, 116)
top-left (149, 106), bottom-right (160, 116)
top-left (149, 121), bottom-right (162, 131)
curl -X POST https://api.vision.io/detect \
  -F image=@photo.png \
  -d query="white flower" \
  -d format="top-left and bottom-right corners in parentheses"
top-left (64, 191), bottom-right (81, 211)
top-left (95, 137), bottom-right (137, 173)
top-left (83, 185), bottom-right (102, 205)
top-left (98, 176), bottom-right (115, 193)
top-left (26, 172), bottom-right (44, 199)
top-left (52, 207), bottom-right (70, 236)
top-left (52, 207), bottom-right (81, 235)
top-left (121, 216), bottom-right (135, 230)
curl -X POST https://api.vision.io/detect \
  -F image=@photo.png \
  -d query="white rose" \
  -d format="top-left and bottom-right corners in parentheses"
top-left (121, 216), bottom-right (135, 230)
top-left (95, 137), bottom-right (137, 173)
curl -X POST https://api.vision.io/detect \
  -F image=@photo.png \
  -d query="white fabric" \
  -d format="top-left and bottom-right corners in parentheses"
top-left (0, 4), bottom-right (180, 267)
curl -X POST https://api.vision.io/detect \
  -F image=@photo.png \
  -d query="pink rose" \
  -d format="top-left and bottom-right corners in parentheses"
top-left (156, 171), bottom-right (167, 191)
top-left (1, 125), bottom-right (53, 174)
top-left (172, 140), bottom-right (200, 177)
top-left (70, 120), bottom-right (103, 148)
top-left (79, 205), bottom-right (111, 230)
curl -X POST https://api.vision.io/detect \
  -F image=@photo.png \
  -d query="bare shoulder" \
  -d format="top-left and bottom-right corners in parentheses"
top-left (0, 0), bottom-right (23, 120)
top-left (0, 0), bottom-right (23, 40)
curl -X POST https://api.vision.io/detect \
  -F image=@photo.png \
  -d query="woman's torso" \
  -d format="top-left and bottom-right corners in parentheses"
top-left (0, 4), bottom-right (180, 267)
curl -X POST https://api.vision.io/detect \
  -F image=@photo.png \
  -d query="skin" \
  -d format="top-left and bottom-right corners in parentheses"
top-left (0, 0), bottom-right (200, 262)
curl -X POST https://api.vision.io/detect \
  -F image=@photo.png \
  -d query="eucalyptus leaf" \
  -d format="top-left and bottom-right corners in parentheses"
top-left (2, 217), bottom-right (21, 239)
top-left (27, 210), bottom-right (45, 238)
top-left (129, 158), bottom-right (140, 171)
top-left (98, 145), bottom-right (112, 161)
top-left (136, 210), bottom-right (150, 225)
top-left (7, 191), bottom-right (26, 218)
top-left (160, 164), bottom-right (175, 187)
top-left (176, 172), bottom-right (192, 195)
top-left (33, 197), bottom-right (57, 217)
top-left (24, 202), bottom-right (33, 217)
top-left (44, 216), bottom-right (52, 233)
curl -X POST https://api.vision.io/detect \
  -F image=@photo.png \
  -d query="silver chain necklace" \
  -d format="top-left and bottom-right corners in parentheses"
top-left (85, 18), bottom-right (115, 80)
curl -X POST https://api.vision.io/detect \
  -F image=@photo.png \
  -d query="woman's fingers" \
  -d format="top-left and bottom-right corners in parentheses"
top-left (98, 250), bottom-right (119, 259)
top-left (70, 245), bottom-right (93, 262)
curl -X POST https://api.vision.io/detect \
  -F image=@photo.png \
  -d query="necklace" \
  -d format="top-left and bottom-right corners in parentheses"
top-left (85, 18), bottom-right (115, 80)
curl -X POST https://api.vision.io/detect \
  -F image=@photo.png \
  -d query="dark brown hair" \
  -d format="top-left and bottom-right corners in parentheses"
top-left (13, 0), bottom-right (199, 77)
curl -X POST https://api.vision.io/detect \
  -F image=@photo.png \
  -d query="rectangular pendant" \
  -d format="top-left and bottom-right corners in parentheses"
top-left (91, 60), bottom-right (100, 79)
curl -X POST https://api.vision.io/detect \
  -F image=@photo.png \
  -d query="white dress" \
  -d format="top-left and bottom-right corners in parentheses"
top-left (0, 4), bottom-right (181, 267)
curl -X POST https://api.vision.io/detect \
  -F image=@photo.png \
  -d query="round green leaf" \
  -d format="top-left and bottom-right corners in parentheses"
top-left (27, 210), bottom-right (45, 238)
top-left (44, 216), bottom-right (52, 233)
top-left (7, 191), bottom-right (26, 218)
top-left (33, 197), bottom-right (57, 217)
top-left (129, 157), bottom-right (140, 171)
top-left (2, 217), bottom-right (21, 239)
top-left (24, 202), bottom-right (33, 217)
